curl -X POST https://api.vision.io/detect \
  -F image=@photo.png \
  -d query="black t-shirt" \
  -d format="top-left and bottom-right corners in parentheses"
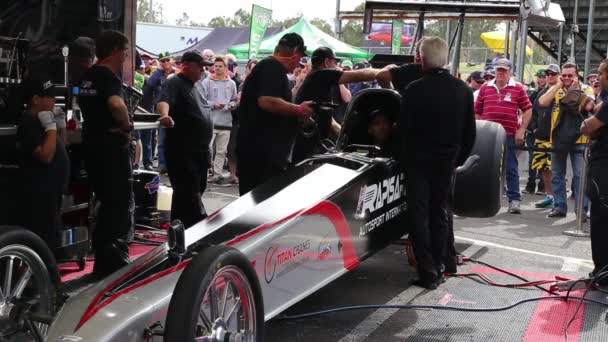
top-left (78, 65), bottom-right (125, 142)
top-left (390, 63), bottom-right (423, 96)
top-left (532, 87), bottom-right (553, 141)
top-left (591, 103), bottom-right (608, 160)
top-left (237, 57), bottom-right (296, 168)
top-left (158, 73), bottom-right (213, 152)
top-left (295, 69), bottom-right (344, 137)
top-left (17, 111), bottom-right (69, 193)
top-left (401, 68), bottom-right (476, 166)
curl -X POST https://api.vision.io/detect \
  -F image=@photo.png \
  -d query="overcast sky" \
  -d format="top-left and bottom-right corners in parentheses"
top-left (156, 0), bottom-right (363, 26)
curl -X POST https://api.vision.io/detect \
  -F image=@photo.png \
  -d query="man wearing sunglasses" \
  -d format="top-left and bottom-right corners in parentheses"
top-left (529, 65), bottom-right (560, 209)
top-left (538, 63), bottom-right (595, 218)
top-left (236, 33), bottom-right (314, 195)
top-left (523, 69), bottom-right (548, 195)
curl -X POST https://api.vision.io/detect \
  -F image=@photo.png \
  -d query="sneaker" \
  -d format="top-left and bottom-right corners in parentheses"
top-left (214, 176), bottom-right (232, 186)
top-left (547, 209), bottom-right (567, 218)
top-left (522, 184), bottom-right (536, 194)
top-left (508, 200), bottom-right (521, 214)
top-left (144, 164), bottom-right (154, 171)
top-left (208, 175), bottom-right (220, 184)
top-left (535, 195), bottom-right (554, 208)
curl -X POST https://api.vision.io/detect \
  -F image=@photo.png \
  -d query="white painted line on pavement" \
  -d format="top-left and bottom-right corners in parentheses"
top-left (561, 258), bottom-right (581, 272)
top-left (454, 235), bottom-right (594, 268)
top-left (206, 191), bottom-right (239, 198)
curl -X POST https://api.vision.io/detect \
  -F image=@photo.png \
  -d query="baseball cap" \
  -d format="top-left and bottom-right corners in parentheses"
top-left (545, 64), bottom-right (560, 74)
top-left (470, 71), bottom-right (484, 82)
top-left (181, 51), bottom-right (214, 66)
top-left (299, 57), bottom-right (310, 66)
top-left (587, 73), bottom-right (598, 80)
top-left (353, 62), bottom-right (368, 70)
top-left (535, 69), bottom-right (546, 76)
top-left (278, 33), bottom-right (307, 55)
top-left (494, 58), bottom-right (512, 70)
top-left (341, 60), bottom-right (353, 68)
top-left (158, 51), bottom-right (171, 60)
top-left (311, 47), bottom-right (340, 64)
top-left (22, 77), bottom-right (56, 101)
top-left (140, 52), bottom-right (152, 59)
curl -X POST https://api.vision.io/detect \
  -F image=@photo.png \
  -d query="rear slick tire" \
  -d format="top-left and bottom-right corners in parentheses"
top-left (164, 245), bottom-right (264, 342)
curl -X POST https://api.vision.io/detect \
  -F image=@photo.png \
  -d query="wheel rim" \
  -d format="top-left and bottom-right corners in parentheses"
top-left (195, 265), bottom-right (257, 342)
top-left (0, 244), bottom-right (54, 339)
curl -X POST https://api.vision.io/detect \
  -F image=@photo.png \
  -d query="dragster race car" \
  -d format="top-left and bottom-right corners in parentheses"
top-left (0, 89), bottom-right (506, 341)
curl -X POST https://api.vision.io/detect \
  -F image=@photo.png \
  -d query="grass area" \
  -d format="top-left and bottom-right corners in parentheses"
top-left (460, 62), bottom-right (548, 83)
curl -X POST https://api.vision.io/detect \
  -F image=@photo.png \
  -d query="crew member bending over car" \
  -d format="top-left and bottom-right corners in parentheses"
top-left (17, 77), bottom-right (69, 250)
top-left (400, 37), bottom-right (476, 290)
top-left (157, 52), bottom-right (215, 228)
top-left (237, 33), bottom-right (314, 195)
top-left (292, 46), bottom-right (381, 163)
top-left (78, 31), bottom-right (133, 277)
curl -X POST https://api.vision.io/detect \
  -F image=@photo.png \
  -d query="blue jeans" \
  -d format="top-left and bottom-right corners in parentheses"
top-left (506, 136), bottom-right (521, 202)
top-left (157, 128), bottom-right (166, 169)
top-left (139, 129), bottom-right (156, 167)
top-left (551, 144), bottom-right (589, 214)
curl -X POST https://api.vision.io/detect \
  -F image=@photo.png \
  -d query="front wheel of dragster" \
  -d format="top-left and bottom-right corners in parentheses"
top-left (0, 226), bottom-right (60, 340)
top-left (164, 245), bottom-right (264, 342)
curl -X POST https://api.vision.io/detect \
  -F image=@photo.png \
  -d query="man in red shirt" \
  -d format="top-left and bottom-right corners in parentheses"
top-left (475, 58), bottom-right (532, 213)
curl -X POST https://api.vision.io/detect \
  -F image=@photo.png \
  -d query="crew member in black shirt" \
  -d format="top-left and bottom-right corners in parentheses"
top-left (581, 59), bottom-right (608, 278)
top-left (237, 33), bottom-right (314, 195)
top-left (156, 52), bottom-right (214, 228)
top-left (400, 37), bottom-right (476, 289)
top-left (17, 77), bottom-right (69, 249)
top-left (293, 47), bottom-right (380, 163)
top-left (78, 30), bottom-right (133, 277)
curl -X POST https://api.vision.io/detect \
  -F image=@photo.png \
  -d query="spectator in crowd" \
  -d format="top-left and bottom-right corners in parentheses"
top-left (225, 53), bottom-right (240, 85)
top-left (538, 63), bottom-right (595, 218)
top-left (592, 80), bottom-right (601, 100)
top-left (202, 49), bottom-right (215, 76)
top-left (142, 51), bottom-right (174, 173)
top-left (78, 31), bottom-right (133, 277)
top-left (523, 69), bottom-right (548, 195)
top-left (156, 52), bottom-right (214, 228)
top-left (349, 62), bottom-right (379, 95)
top-left (467, 71), bottom-right (485, 91)
top-left (173, 55), bottom-right (183, 74)
top-left (201, 56), bottom-right (238, 183)
top-left (475, 58), bottom-right (532, 214)
top-left (132, 52), bottom-right (145, 170)
top-left (292, 46), bottom-right (380, 163)
top-left (237, 33), bottom-right (314, 195)
top-left (401, 37), bottom-right (476, 289)
top-left (341, 60), bottom-right (353, 71)
top-left (17, 77), bottom-right (69, 250)
top-left (291, 57), bottom-right (311, 97)
top-left (531, 65), bottom-right (559, 209)
top-left (141, 52), bottom-right (154, 75)
top-left (587, 73), bottom-right (598, 87)
top-left (581, 59), bottom-right (608, 281)
top-left (223, 59), bottom-right (259, 186)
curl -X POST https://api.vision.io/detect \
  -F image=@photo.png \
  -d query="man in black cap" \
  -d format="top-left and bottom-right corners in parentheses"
top-left (78, 30), bottom-right (133, 277)
top-left (292, 46), bottom-right (381, 163)
top-left (17, 77), bottom-right (69, 250)
top-left (237, 33), bottom-right (315, 195)
top-left (467, 71), bottom-right (485, 91)
top-left (156, 52), bottom-right (214, 228)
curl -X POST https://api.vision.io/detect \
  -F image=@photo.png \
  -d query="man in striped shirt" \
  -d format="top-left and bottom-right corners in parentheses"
top-left (475, 58), bottom-right (533, 213)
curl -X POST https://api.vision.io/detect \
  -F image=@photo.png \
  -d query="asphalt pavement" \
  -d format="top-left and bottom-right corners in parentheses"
top-left (199, 152), bottom-right (606, 342)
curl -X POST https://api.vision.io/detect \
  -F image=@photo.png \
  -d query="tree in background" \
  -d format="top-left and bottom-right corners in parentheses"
top-left (340, 3), bottom-right (365, 47)
top-left (137, 0), bottom-right (166, 23)
top-left (206, 8), bottom-right (251, 28)
top-left (310, 18), bottom-right (334, 35)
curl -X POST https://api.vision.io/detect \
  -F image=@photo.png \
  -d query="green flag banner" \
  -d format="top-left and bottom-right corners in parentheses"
top-left (249, 5), bottom-right (272, 59)
top-left (391, 20), bottom-right (403, 55)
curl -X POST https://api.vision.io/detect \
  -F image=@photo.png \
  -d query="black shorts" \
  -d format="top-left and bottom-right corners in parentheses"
top-left (227, 123), bottom-right (238, 161)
